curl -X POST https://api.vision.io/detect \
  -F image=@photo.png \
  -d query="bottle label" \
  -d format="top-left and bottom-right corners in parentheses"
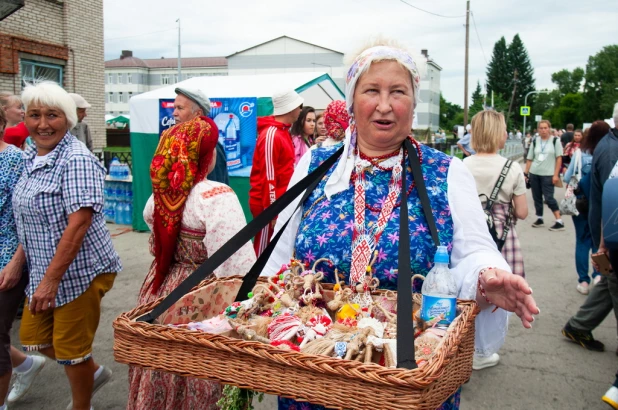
top-left (421, 295), bottom-right (456, 326)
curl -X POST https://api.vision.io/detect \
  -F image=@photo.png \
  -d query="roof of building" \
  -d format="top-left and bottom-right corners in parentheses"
top-left (105, 56), bottom-right (227, 69)
top-left (226, 35), bottom-right (343, 58)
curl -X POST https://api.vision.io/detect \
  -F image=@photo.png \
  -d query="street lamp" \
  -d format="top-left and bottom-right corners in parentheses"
top-left (523, 90), bottom-right (549, 133)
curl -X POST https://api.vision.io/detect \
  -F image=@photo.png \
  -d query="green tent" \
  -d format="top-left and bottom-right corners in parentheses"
top-left (128, 72), bottom-right (344, 232)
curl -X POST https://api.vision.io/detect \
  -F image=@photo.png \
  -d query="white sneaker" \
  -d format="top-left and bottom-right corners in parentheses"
top-left (602, 385), bottom-right (618, 409)
top-left (7, 355), bottom-right (46, 403)
top-left (593, 275), bottom-right (602, 286)
top-left (577, 282), bottom-right (590, 295)
top-left (472, 353), bottom-right (500, 370)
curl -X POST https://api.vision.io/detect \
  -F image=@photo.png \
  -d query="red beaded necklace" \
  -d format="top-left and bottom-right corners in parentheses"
top-left (352, 138), bottom-right (423, 212)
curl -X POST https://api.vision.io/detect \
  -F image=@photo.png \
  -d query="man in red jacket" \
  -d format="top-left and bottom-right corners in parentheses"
top-left (249, 90), bottom-right (304, 256)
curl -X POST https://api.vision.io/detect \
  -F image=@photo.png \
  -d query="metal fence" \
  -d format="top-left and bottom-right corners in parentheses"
top-left (93, 150), bottom-right (133, 172)
top-left (450, 140), bottom-right (524, 160)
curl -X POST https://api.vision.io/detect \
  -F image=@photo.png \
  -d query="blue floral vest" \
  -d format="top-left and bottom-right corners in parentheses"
top-left (294, 143), bottom-right (454, 291)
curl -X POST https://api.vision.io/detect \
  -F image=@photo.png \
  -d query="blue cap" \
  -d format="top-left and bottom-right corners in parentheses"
top-left (434, 245), bottom-right (449, 264)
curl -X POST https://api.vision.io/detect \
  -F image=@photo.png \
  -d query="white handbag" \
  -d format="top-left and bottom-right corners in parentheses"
top-left (560, 149), bottom-right (582, 216)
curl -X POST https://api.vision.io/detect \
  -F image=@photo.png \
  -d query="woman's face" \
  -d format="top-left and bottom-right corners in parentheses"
top-left (538, 123), bottom-right (550, 138)
top-left (25, 104), bottom-right (69, 155)
top-left (5, 102), bottom-right (24, 125)
top-left (303, 112), bottom-right (316, 137)
top-left (574, 131), bottom-right (583, 143)
top-left (353, 60), bottom-right (414, 153)
top-left (316, 116), bottom-right (327, 136)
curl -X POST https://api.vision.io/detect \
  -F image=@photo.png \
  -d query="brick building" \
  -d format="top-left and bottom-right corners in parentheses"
top-left (0, 0), bottom-right (106, 148)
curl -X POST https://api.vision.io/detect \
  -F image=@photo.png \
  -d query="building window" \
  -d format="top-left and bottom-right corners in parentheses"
top-left (111, 93), bottom-right (118, 103)
top-left (106, 93), bottom-right (111, 103)
top-left (119, 92), bottom-right (124, 103)
top-left (128, 92), bottom-right (133, 101)
top-left (173, 74), bottom-right (178, 84)
top-left (21, 60), bottom-right (63, 86)
top-left (161, 75), bottom-right (170, 85)
top-left (127, 73), bottom-right (132, 84)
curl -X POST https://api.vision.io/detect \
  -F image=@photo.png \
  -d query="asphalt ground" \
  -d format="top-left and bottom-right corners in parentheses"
top-left (9, 186), bottom-right (618, 410)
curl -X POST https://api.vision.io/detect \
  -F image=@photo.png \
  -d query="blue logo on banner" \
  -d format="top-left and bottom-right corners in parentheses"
top-left (158, 97), bottom-right (257, 177)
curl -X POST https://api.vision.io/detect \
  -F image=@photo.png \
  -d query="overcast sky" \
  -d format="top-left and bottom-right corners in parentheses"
top-left (104, 0), bottom-right (617, 106)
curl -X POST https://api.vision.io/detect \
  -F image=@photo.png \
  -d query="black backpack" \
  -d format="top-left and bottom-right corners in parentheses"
top-left (479, 159), bottom-right (513, 252)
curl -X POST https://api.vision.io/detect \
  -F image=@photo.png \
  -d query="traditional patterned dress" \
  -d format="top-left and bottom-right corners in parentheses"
top-left (277, 143), bottom-right (461, 410)
top-left (127, 180), bottom-right (256, 410)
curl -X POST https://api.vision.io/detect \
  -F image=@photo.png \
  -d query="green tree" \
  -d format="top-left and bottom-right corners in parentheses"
top-left (439, 93), bottom-right (463, 132)
top-left (582, 45), bottom-right (618, 121)
top-left (545, 93), bottom-right (584, 128)
top-left (508, 34), bottom-right (536, 130)
top-left (551, 68), bottom-right (585, 96)
top-left (486, 37), bottom-right (511, 102)
top-left (469, 81), bottom-right (484, 117)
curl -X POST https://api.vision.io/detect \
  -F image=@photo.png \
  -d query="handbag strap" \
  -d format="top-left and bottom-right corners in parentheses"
top-left (485, 159), bottom-right (512, 211)
top-left (397, 139), bottom-right (440, 370)
top-left (137, 145), bottom-right (344, 323)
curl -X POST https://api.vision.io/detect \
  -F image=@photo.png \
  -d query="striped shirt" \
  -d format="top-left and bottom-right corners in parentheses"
top-left (12, 133), bottom-right (122, 307)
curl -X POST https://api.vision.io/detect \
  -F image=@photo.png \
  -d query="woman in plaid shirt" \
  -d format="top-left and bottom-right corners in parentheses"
top-left (11, 82), bottom-right (121, 410)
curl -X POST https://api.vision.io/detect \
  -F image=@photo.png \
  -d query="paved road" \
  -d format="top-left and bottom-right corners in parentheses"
top-left (10, 188), bottom-right (618, 409)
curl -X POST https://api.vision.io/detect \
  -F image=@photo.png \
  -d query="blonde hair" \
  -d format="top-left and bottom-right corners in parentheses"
top-left (538, 119), bottom-right (552, 129)
top-left (470, 110), bottom-right (506, 153)
top-left (21, 81), bottom-right (77, 129)
top-left (0, 91), bottom-right (21, 109)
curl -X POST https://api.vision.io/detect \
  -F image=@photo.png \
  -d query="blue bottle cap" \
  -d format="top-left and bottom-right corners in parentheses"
top-left (434, 245), bottom-right (450, 264)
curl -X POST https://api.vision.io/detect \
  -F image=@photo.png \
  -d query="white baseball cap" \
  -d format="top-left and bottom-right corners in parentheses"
top-left (272, 90), bottom-right (304, 116)
top-left (69, 93), bottom-right (91, 109)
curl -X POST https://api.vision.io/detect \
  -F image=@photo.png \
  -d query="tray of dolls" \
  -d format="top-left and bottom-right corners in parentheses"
top-left (113, 260), bottom-right (479, 410)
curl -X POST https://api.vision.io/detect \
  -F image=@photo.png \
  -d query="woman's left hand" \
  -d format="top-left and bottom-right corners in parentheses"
top-left (480, 268), bottom-right (539, 329)
top-left (30, 276), bottom-right (60, 314)
top-left (552, 175), bottom-right (560, 185)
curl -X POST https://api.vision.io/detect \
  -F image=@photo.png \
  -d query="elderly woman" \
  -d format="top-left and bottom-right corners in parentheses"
top-left (264, 41), bottom-right (538, 409)
top-left (12, 82), bottom-right (121, 410)
top-left (127, 115), bottom-right (256, 409)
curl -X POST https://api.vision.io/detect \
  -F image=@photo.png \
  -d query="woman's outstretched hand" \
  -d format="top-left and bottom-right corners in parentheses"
top-left (479, 268), bottom-right (539, 329)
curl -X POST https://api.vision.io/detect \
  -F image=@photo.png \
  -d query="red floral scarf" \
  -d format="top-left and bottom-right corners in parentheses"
top-left (149, 116), bottom-right (218, 293)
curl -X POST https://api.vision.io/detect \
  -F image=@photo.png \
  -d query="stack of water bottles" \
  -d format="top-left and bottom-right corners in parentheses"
top-left (104, 157), bottom-right (133, 225)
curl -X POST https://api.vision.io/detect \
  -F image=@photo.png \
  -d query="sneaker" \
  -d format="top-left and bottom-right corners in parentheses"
top-left (561, 323), bottom-right (605, 351)
top-left (472, 353), bottom-right (500, 370)
top-left (531, 218), bottom-right (544, 228)
top-left (593, 275), bottom-right (602, 286)
top-left (7, 355), bottom-right (46, 403)
top-left (576, 282), bottom-right (590, 295)
top-left (603, 386), bottom-right (618, 409)
top-left (549, 222), bottom-right (565, 231)
top-left (66, 366), bottom-right (112, 410)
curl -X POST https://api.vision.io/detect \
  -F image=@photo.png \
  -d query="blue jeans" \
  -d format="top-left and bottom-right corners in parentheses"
top-left (572, 214), bottom-right (600, 283)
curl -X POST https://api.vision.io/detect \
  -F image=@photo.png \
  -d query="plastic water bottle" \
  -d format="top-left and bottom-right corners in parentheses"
top-left (109, 157), bottom-right (120, 179)
top-left (224, 115), bottom-right (239, 160)
top-left (115, 182), bottom-right (124, 202)
top-left (421, 246), bottom-right (458, 327)
top-left (115, 201), bottom-right (124, 224)
top-left (106, 200), bottom-right (116, 223)
top-left (123, 202), bottom-right (132, 225)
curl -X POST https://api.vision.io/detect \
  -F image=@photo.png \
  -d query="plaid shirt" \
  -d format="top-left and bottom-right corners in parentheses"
top-left (12, 133), bottom-right (122, 307)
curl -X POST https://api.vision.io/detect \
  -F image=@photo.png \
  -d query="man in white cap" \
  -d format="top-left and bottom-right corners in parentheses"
top-left (69, 93), bottom-right (93, 151)
top-left (249, 89), bottom-right (303, 256)
top-left (457, 123), bottom-right (475, 158)
top-left (173, 87), bottom-right (229, 185)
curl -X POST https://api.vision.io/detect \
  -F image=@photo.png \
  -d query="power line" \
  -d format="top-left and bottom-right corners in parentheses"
top-left (470, 10), bottom-right (488, 65)
top-left (398, 0), bottom-right (466, 18)
top-left (104, 28), bottom-right (176, 42)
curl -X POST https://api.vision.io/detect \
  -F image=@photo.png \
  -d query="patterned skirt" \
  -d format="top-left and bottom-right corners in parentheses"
top-left (126, 259), bottom-right (221, 410)
top-left (492, 202), bottom-right (525, 278)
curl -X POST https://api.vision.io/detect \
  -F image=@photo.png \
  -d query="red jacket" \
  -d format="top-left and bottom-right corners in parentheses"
top-left (249, 116), bottom-right (295, 211)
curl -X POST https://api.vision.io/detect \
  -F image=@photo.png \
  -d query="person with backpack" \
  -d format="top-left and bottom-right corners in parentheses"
top-left (524, 119), bottom-right (565, 231)
top-left (464, 110), bottom-right (528, 370)
top-left (562, 124), bottom-right (607, 294)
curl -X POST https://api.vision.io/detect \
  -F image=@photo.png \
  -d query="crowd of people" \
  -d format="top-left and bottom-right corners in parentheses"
top-left (0, 39), bottom-right (617, 410)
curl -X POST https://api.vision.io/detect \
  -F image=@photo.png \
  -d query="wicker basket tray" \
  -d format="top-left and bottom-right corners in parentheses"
top-left (114, 275), bottom-right (479, 410)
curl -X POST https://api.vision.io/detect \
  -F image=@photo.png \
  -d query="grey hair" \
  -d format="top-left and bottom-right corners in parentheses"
top-left (21, 81), bottom-right (77, 129)
top-left (613, 102), bottom-right (618, 125)
top-left (190, 101), bottom-right (202, 115)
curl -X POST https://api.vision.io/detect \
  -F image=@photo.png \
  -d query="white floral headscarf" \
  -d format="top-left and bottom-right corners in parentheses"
top-left (324, 46), bottom-right (421, 199)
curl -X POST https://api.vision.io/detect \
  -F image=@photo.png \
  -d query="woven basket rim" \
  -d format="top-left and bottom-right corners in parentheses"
top-left (113, 275), bottom-right (479, 388)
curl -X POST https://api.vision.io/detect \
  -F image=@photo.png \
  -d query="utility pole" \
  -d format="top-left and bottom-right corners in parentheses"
top-left (506, 69), bottom-right (519, 129)
top-left (463, 0), bottom-right (470, 126)
top-left (176, 18), bottom-right (181, 83)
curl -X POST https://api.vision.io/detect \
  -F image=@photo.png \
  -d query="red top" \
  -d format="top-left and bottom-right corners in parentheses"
top-left (249, 116), bottom-right (295, 211)
top-left (4, 122), bottom-right (29, 148)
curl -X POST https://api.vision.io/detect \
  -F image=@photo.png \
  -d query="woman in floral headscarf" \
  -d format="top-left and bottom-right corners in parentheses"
top-left (264, 39), bottom-right (539, 410)
top-left (314, 100), bottom-right (349, 148)
top-left (127, 115), bottom-right (256, 410)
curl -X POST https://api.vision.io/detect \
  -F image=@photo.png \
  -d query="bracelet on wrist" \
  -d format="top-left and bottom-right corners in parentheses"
top-left (478, 267), bottom-right (496, 305)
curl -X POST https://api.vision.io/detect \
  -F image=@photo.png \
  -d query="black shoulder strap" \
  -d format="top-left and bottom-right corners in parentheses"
top-left (485, 159), bottom-right (513, 211)
top-left (137, 145), bottom-right (344, 323)
top-left (397, 139), bottom-right (440, 370)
